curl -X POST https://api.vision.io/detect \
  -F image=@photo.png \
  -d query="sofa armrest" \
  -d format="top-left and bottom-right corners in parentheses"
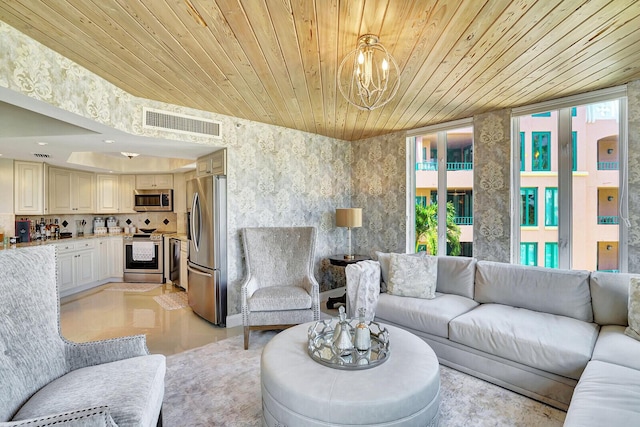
top-left (64, 335), bottom-right (149, 371)
top-left (346, 260), bottom-right (381, 320)
top-left (3, 406), bottom-right (116, 426)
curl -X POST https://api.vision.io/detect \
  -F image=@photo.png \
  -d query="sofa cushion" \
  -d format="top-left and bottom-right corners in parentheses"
top-left (376, 292), bottom-right (478, 338)
top-left (564, 360), bottom-right (640, 427)
top-left (592, 325), bottom-right (640, 371)
top-left (387, 253), bottom-right (437, 299)
top-left (475, 261), bottom-right (593, 322)
top-left (449, 304), bottom-right (599, 379)
top-left (13, 354), bottom-right (166, 427)
top-left (590, 271), bottom-right (640, 326)
top-left (436, 256), bottom-right (476, 299)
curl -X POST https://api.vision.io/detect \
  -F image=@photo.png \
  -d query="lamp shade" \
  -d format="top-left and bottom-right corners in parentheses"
top-left (336, 208), bottom-right (362, 228)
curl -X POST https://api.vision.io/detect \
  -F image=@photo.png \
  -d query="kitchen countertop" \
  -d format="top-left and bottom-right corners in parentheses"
top-left (1, 231), bottom-right (179, 251)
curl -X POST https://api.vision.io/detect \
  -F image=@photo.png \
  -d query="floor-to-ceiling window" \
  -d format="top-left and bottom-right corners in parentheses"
top-left (409, 120), bottom-right (473, 256)
top-left (512, 87), bottom-right (627, 271)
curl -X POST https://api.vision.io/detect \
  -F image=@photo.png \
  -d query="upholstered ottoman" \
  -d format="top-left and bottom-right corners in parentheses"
top-left (261, 322), bottom-right (440, 426)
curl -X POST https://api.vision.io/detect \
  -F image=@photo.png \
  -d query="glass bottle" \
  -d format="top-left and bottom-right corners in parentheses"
top-left (354, 307), bottom-right (371, 351)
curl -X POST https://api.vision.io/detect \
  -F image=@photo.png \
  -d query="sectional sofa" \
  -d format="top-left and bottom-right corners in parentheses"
top-left (345, 254), bottom-right (640, 426)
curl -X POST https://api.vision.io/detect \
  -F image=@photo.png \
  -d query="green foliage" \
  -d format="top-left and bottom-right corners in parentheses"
top-left (415, 202), bottom-right (461, 255)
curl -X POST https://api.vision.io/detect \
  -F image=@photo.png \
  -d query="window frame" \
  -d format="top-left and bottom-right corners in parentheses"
top-left (545, 187), bottom-right (558, 227)
top-left (520, 187), bottom-right (538, 226)
top-left (531, 131), bottom-right (551, 171)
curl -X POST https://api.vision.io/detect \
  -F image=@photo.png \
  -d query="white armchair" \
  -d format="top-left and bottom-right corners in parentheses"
top-left (0, 245), bottom-right (165, 426)
top-left (241, 227), bottom-right (320, 349)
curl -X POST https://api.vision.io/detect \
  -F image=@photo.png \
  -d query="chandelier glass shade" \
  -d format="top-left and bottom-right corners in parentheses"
top-left (338, 34), bottom-right (400, 111)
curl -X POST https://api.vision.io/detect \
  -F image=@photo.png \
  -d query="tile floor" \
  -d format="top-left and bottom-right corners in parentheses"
top-left (60, 282), bottom-right (341, 356)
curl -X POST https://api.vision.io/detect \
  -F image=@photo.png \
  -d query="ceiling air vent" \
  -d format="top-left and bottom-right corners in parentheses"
top-left (143, 107), bottom-right (221, 139)
top-left (33, 153), bottom-right (51, 158)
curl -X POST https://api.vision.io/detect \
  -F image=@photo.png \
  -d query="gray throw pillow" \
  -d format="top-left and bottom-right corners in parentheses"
top-left (387, 253), bottom-right (437, 299)
top-left (625, 278), bottom-right (640, 341)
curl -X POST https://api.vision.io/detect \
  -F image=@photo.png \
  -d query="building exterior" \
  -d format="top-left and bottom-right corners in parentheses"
top-left (415, 102), bottom-right (620, 272)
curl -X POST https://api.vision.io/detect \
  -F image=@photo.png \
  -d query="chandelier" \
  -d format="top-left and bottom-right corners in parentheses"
top-left (338, 34), bottom-right (400, 111)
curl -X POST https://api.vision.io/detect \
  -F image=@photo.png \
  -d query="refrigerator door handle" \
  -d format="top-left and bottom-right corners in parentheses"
top-left (191, 192), bottom-right (200, 252)
top-left (187, 265), bottom-right (213, 278)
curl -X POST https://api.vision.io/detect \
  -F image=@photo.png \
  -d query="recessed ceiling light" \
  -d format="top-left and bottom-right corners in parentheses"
top-left (37, 142), bottom-right (48, 146)
top-left (104, 139), bottom-right (115, 144)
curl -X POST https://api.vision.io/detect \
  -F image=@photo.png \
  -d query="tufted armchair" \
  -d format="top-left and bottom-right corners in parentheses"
top-left (0, 245), bottom-right (165, 426)
top-left (241, 227), bottom-right (320, 349)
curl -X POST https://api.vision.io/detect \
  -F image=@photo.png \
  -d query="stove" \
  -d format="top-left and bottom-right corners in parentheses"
top-left (123, 233), bottom-right (164, 283)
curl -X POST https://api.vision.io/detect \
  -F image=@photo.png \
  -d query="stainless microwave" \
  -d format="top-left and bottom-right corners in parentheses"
top-left (134, 189), bottom-right (173, 212)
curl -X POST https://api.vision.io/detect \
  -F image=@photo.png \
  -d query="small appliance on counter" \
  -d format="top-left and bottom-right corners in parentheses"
top-left (15, 220), bottom-right (31, 243)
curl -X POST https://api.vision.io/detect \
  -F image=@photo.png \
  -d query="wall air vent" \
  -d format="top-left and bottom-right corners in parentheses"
top-left (33, 153), bottom-right (51, 158)
top-left (143, 107), bottom-right (221, 139)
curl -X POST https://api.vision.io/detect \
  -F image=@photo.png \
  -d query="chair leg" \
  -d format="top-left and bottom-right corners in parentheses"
top-left (244, 326), bottom-right (250, 350)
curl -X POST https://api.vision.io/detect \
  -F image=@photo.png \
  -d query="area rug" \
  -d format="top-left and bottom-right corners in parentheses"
top-left (153, 291), bottom-right (189, 310)
top-left (103, 283), bottom-right (162, 292)
top-left (164, 331), bottom-right (566, 426)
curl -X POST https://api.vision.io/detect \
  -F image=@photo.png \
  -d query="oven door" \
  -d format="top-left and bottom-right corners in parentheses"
top-left (123, 241), bottom-right (161, 273)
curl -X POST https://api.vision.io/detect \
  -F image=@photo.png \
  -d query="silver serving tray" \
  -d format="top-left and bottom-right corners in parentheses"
top-left (307, 318), bottom-right (390, 370)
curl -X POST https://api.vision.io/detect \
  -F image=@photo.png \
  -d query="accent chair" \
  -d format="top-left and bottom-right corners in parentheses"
top-left (241, 227), bottom-right (320, 349)
top-left (0, 245), bottom-right (165, 426)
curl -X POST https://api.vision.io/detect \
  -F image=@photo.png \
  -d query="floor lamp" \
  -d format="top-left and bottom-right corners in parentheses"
top-left (336, 208), bottom-right (362, 260)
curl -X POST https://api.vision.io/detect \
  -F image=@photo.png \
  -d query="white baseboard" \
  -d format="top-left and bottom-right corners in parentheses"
top-left (224, 287), bottom-right (346, 329)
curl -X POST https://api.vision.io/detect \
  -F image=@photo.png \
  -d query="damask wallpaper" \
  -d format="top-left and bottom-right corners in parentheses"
top-left (627, 80), bottom-right (640, 273)
top-left (351, 132), bottom-right (408, 256)
top-left (473, 110), bottom-right (512, 263)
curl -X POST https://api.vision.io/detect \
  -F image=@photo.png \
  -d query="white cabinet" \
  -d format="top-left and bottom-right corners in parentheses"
top-left (136, 174), bottom-right (173, 189)
top-left (49, 167), bottom-right (95, 214)
top-left (119, 175), bottom-right (136, 213)
top-left (96, 236), bottom-right (123, 280)
top-left (55, 239), bottom-right (96, 296)
top-left (180, 239), bottom-right (188, 291)
top-left (14, 161), bottom-right (46, 215)
top-left (96, 174), bottom-right (119, 213)
top-left (196, 149), bottom-right (226, 177)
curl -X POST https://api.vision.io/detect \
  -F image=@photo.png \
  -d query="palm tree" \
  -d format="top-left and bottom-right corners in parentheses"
top-left (415, 202), bottom-right (461, 255)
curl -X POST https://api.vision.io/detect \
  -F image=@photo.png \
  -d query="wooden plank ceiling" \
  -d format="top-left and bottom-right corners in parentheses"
top-left (1, 0), bottom-right (640, 141)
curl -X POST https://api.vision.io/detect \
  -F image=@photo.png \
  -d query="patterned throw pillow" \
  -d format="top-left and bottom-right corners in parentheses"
top-left (375, 251), bottom-right (426, 293)
top-left (625, 278), bottom-right (640, 341)
top-left (387, 253), bottom-right (438, 299)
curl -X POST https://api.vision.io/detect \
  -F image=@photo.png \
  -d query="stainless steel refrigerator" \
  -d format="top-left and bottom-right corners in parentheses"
top-left (187, 175), bottom-right (227, 326)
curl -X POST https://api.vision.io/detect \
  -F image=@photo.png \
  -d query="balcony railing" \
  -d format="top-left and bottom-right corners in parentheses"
top-left (598, 269), bottom-right (620, 273)
top-left (447, 162), bottom-right (473, 171)
top-left (598, 216), bottom-right (619, 224)
top-left (453, 216), bottom-right (473, 225)
top-left (415, 161), bottom-right (473, 171)
top-left (597, 161), bottom-right (619, 170)
top-left (416, 161), bottom-right (438, 171)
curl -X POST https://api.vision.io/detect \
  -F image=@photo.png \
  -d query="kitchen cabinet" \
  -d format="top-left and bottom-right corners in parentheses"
top-left (14, 161), bottom-right (47, 215)
top-left (97, 236), bottom-right (123, 280)
top-left (196, 150), bottom-right (226, 177)
top-left (119, 175), bottom-right (136, 213)
top-left (135, 174), bottom-right (173, 189)
top-left (49, 167), bottom-right (95, 214)
top-left (96, 174), bottom-right (119, 213)
top-left (55, 239), bottom-right (96, 296)
top-left (180, 239), bottom-right (188, 291)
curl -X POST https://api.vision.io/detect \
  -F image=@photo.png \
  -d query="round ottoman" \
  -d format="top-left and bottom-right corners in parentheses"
top-left (261, 322), bottom-right (440, 426)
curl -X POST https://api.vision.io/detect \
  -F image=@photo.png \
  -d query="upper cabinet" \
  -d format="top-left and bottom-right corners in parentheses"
top-left (196, 149), bottom-right (226, 177)
top-left (136, 174), bottom-right (173, 189)
top-left (96, 174), bottom-right (119, 214)
top-left (48, 167), bottom-right (95, 214)
top-left (119, 175), bottom-right (136, 213)
top-left (14, 161), bottom-right (47, 215)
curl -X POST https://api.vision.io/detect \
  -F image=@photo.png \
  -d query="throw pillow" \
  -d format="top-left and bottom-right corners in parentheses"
top-left (375, 251), bottom-right (426, 293)
top-left (387, 253), bottom-right (437, 299)
top-left (625, 278), bottom-right (640, 341)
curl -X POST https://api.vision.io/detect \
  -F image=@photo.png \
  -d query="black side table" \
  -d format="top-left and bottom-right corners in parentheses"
top-left (326, 255), bottom-right (371, 309)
